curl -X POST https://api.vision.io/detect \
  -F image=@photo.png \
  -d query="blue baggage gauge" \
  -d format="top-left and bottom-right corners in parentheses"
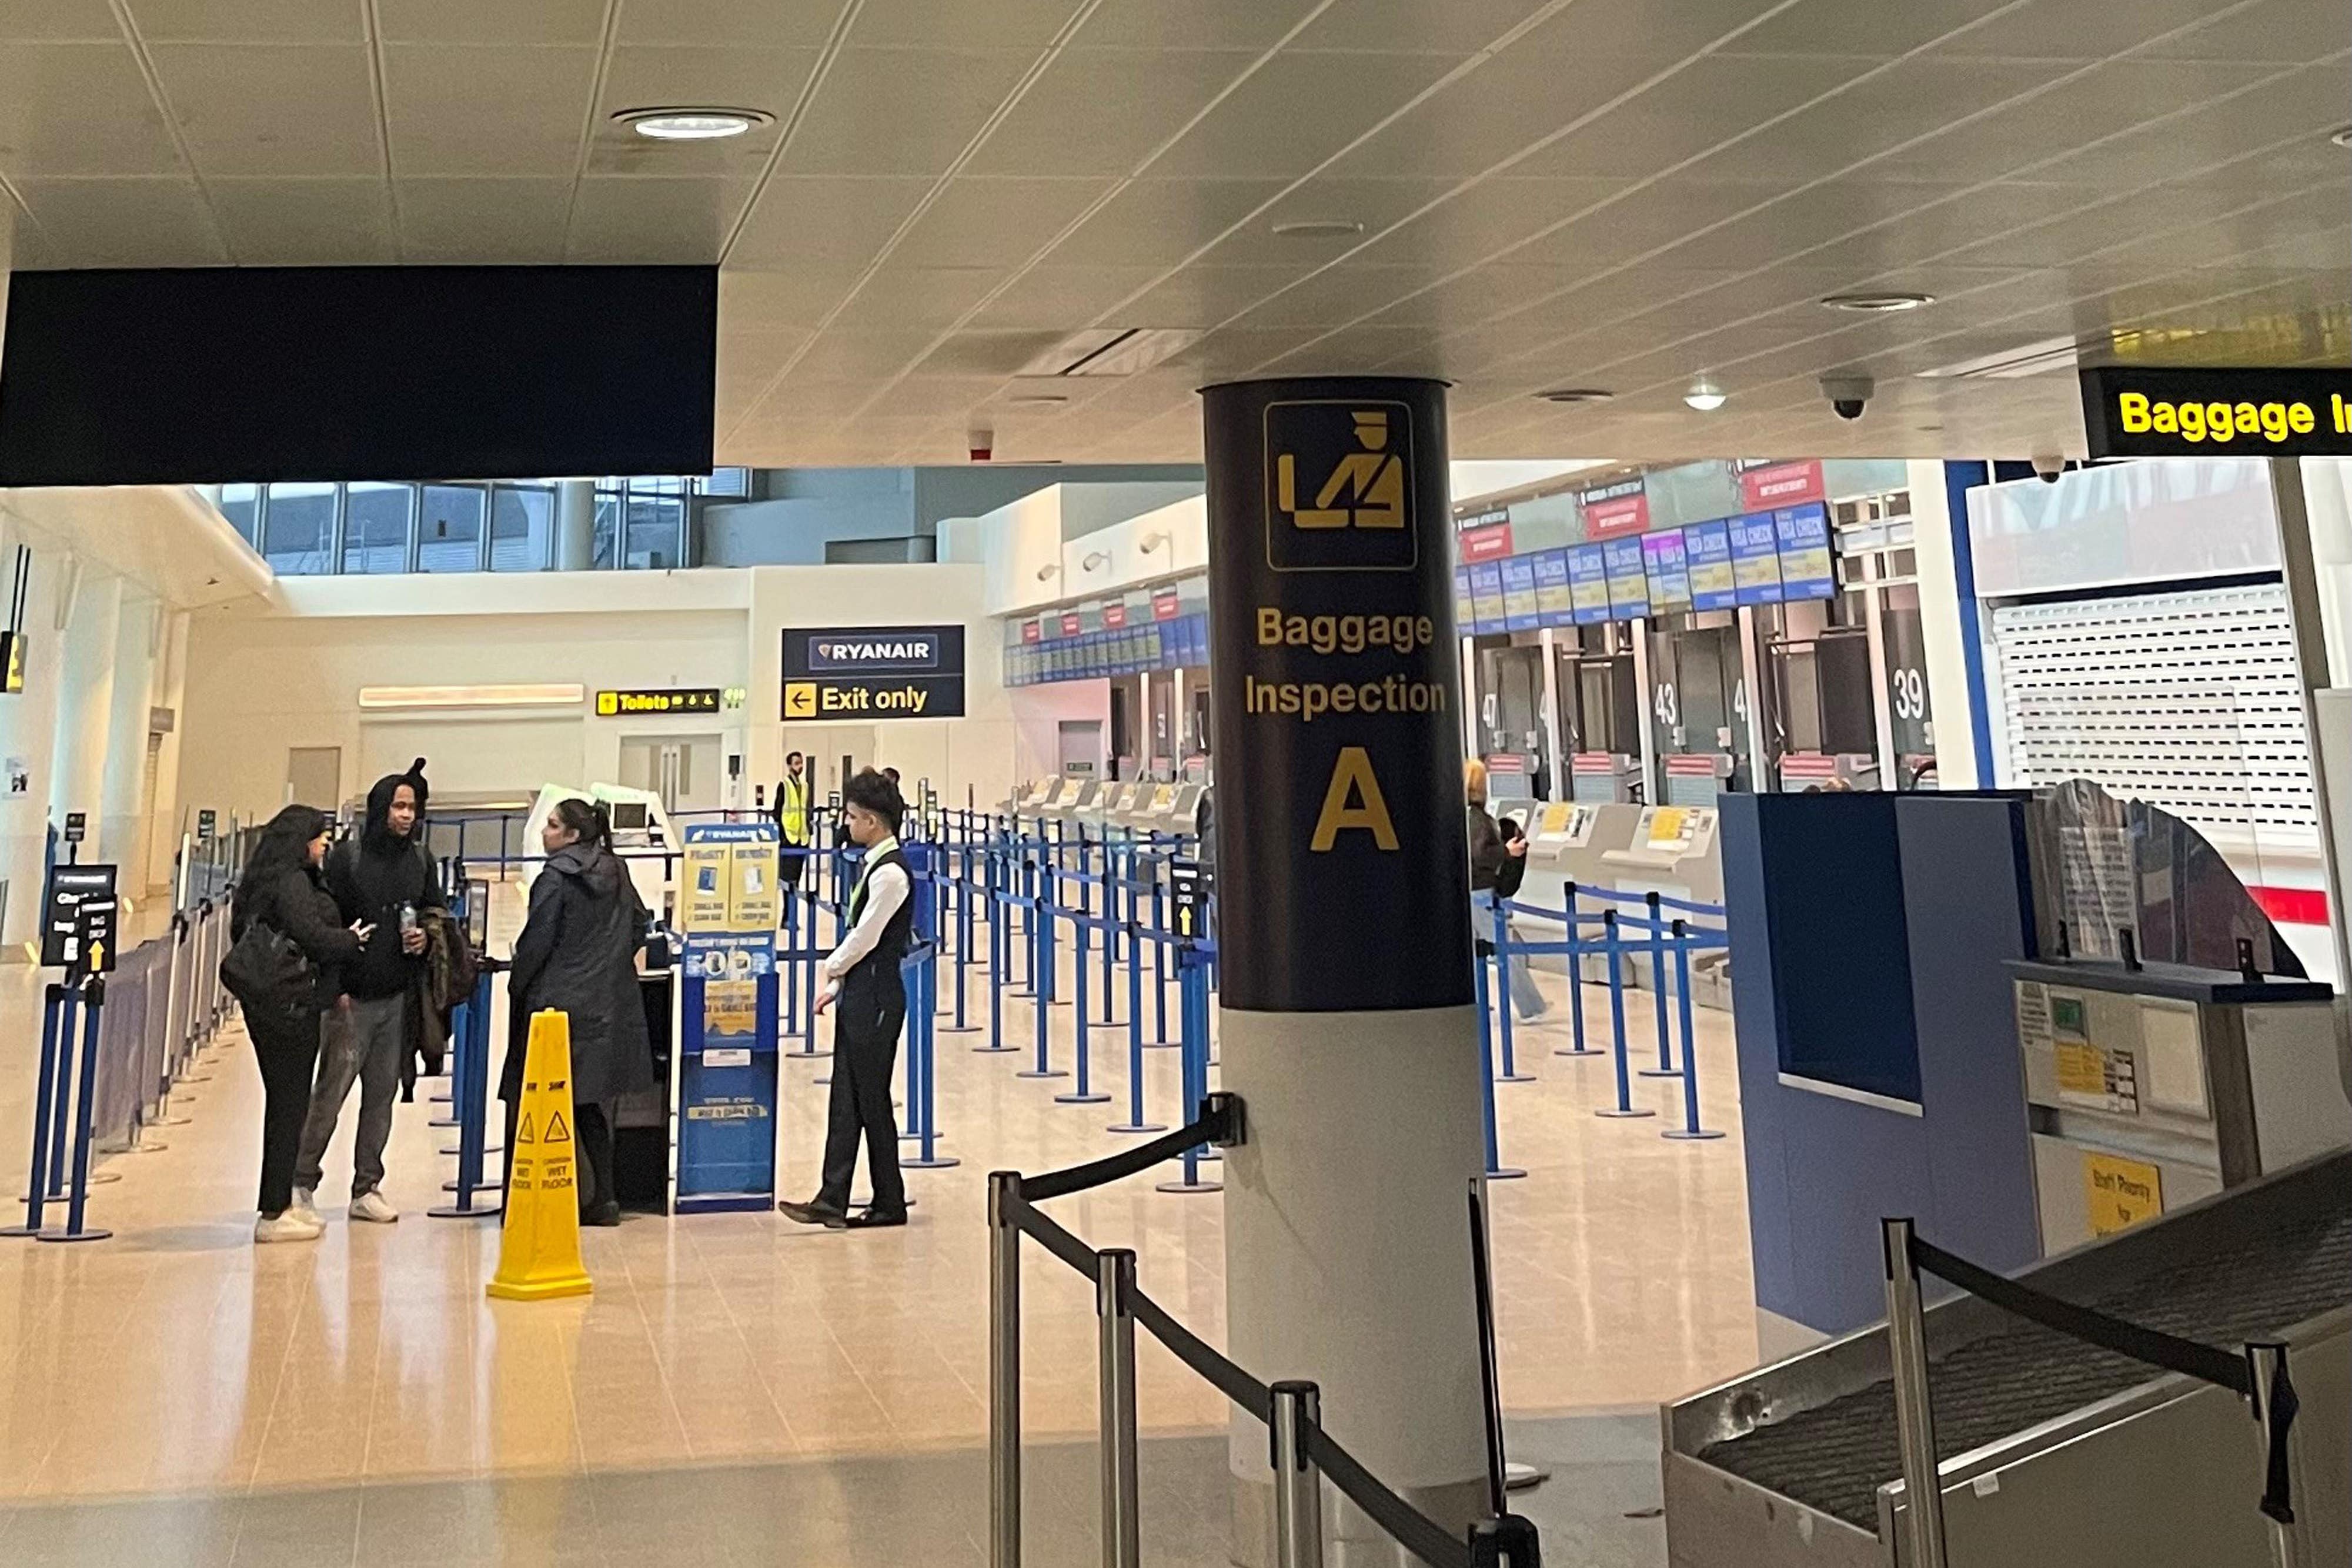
top-left (1499, 555), bottom-right (1542, 631)
top-left (675, 820), bottom-right (782, 1214)
top-left (1468, 561), bottom-right (1508, 634)
top-left (1641, 529), bottom-right (1692, 614)
top-left (1531, 549), bottom-right (1575, 627)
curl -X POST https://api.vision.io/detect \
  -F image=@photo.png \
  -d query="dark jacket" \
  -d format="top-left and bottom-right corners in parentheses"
top-left (1467, 804), bottom-right (1526, 900)
top-left (327, 770), bottom-right (445, 999)
top-left (232, 864), bottom-right (364, 1015)
top-left (501, 842), bottom-right (656, 1108)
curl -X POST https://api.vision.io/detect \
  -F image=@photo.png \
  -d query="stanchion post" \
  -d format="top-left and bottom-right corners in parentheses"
top-left (1148, 868), bottom-right (1172, 1047)
top-left (3, 985), bottom-right (70, 1238)
top-left (45, 976), bottom-right (112, 1243)
top-left (1108, 916), bottom-right (1162, 1134)
top-left (1018, 876), bottom-right (1065, 1081)
top-left (1663, 921), bottom-right (1723, 1141)
top-left (1269, 1381), bottom-right (1325, 1568)
top-left (1640, 890), bottom-right (1677, 1077)
top-left (1097, 1248), bottom-right (1142, 1568)
top-left (1155, 947), bottom-right (1220, 1195)
top-left (1882, 1218), bottom-right (1950, 1568)
top-left (1596, 910), bottom-right (1653, 1119)
top-left (1491, 900), bottom-right (1532, 1082)
top-left (1475, 919), bottom-right (1524, 1180)
top-left (988, 1171), bottom-right (1024, 1568)
top-left (1058, 908), bottom-right (1108, 1104)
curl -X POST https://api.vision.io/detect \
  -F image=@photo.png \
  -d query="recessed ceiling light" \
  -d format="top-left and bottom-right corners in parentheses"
top-left (2333, 126), bottom-right (2352, 148)
top-left (1007, 394), bottom-right (1070, 409)
top-left (1821, 291), bottom-right (1935, 313)
top-left (1683, 377), bottom-right (1728, 412)
top-left (1535, 388), bottom-right (1614, 404)
top-left (615, 106), bottom-right (771, 141)
top-left (1271, 219), bottom-right (1366, 239)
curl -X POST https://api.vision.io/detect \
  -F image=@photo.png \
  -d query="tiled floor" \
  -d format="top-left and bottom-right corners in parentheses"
top-left (0, 915), bottom-right (1755, 1563)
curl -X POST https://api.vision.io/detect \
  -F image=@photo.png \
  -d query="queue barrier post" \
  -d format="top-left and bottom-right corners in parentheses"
top-left (980, 881), bottom-right (1015, 1055)
top-left (1147, 869), bottom-right (1174, 1048)
top-left (41, 976), bottom-right (111, 1243)
top-left (1490, 900), bottom-right (1534, 1084)
top-left (1154, 944), bottom-right (1220, 1195)
top-left (2, 984), bottom-right (73, 1238)
top-left (1639, 890), bottom-right (1678, 1078)
top-left (1881, 1218), bottom-right (1950, 1568)
top-left (1107, 915), bottom-right (1164, 1135)
top-left (1096, 1248), bottom-right (1142, 1568)
top-left (1555, 882), bottom-right (1601, 1058)
top-left (1474, 914), bottom-right (1524, 1181)
top-left (943, 844), bottom-right (979, 1035)
top-left (1269, 1381), bottom-right (1325, 1568)
top-left (987, 1170), bottom-right (1023, 1568)
top-left (904, 945), bottom-right (958, 1169)
top-left (430, 966), bottom-right (506, 1215)
top-left (1017, 874), bottom-right (1065, 1081)
top-left (1595, 911), bottom-right (1653, 1120)
top-left (1057, 908), bottom-right (1109, 1106)
top-left (1662, 921), bottom-right (1723, 1142)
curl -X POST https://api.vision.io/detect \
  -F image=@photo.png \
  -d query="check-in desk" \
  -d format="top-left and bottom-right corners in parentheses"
top-left (1515, 800), bottom-right (1641, 979)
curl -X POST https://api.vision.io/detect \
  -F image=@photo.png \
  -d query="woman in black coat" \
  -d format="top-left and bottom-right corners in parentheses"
top-left (500, 798), bottom-right (655, 1226)
top-left (232, 805), bottom-right (368, 1242)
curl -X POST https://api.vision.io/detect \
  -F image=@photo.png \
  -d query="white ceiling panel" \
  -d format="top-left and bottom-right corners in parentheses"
top-left (11, 176), bottom-right (226, 263)
top-left (1147, 49), bottom-right (1462, 180)
top-left (207, 175), bottom-right (395, 262)
top-left (964, 263), bottom-right (1170, 329)
top-left (1050, 177), bottom-right (1289, 269)
top-left (595, 44), bottom-right (822, 133)
top-left (770, 48), bottom-right (1043, 177)
top-left (721, 267), bottom-right (870, 329)
top-left (0, 1), bottom-right (118, 42)
top-left (0, 42), bottom-right (186, 177)
top-left (887, 176), bottom-right (1114, 268)
top-left (566, 175), bottom-right (761, 262)
top-left (1078, 0), bottom-right (1324, 51)
top-left (613, 0), bottom-right (841, 47)
top-left (729, 174), bottom-right (936, 266)
top-left (395, 176), bottom-right (574, 260)
top-left (123, 0), bottom-right (365, 45)
top-left (1283, 0), bottom-right (1554, 55)
top-left (829, 265), bottom-right (1013, 331)
top-left (376, 0), bottom-right (612, 46)
top-left (147, 44), bottom-right (383, 178)
top-left (851, 0), bottom-right (1093, 50)
top-left (961, 49), bottom-right (1259, 179)
top-left (380, 44), bottom-right (600, 176)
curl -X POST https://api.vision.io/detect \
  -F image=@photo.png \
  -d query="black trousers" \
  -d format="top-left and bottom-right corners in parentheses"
top-left (502, 1096), bottom-right (614, 1218)
top-left (249, 1008), bottom-right (323, 1215)
top-left (779, 850), bottom-right (806, 892)
top-left (816, 967), bottom-right (907, 1217)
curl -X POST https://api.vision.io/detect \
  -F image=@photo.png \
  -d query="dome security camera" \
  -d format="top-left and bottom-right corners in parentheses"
top-left (1819, 373), bottom-right (1873, 422)
top-left (2032, 454), bottom-right (2066, 483)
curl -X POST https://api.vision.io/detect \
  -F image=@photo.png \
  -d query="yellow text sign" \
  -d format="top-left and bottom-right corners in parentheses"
top-left (2084, 1152), bottom-right (2162, 1236)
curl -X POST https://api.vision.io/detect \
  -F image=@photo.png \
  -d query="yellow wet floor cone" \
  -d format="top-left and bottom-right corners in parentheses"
top-left (488, 1009), bottom-right (592, 1302)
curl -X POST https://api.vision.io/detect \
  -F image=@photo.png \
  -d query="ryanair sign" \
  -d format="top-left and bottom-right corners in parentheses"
top-left (781, 625), bottom-right (965, 721)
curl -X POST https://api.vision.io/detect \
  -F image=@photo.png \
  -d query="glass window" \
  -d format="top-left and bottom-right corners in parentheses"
top-left (343, 483), bottom-right (412, 574)
top-left (593, 490), bottom-right (622, 569)
top-left (218, 483), bottom-right (260, 545)
top-left (417, 484), bottom-right (486, 573)
top-left (490, 484), bottom-right (553, 571)
top-left (624, 491), bottom-right (684, 570)
top-left (697, 467), bottom-right (750, 497)
top-left (262, 482), bottom-right (335, 575)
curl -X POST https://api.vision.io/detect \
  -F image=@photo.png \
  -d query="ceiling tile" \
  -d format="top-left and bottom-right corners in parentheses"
top-left (1339, 177), bottom-right (1619, 272)
top-left (567, 175), bottom-right (759, 262)
top-left (1118, 264), bottom-right (1324, 329)
top-left (962, 48), bottom-right (1257, 178)
top-left (206, 175), bottom-right (395, 262)
top-left (614, 0), bottom-right (840, 47)
top-left (0, 42), bottom-right (185, 176)
top-left (123, 0), bottom-right (365, 44)
top-left (11, 175), bottom-right (226, 263)
top-left (148, 43), bottom-right (382, 178)
top-left (1932, 0), bottom-right (2294, 62)
top-left (1723, 0), bottom-right (2026, 61)
top-left (395, 175), bottom-right (573, 259)
top-left (1078, 0), bottom-right (1324, 51)
top-left (851, 0), bottom-right (1096, 50)
top-left (376, 0), bottom-right (611, 45)
top-left (1508, 0), bottom-right (1851, 63)
top-left (963, 263), bottom-right (1168, 329)
top-left (728, 174), bottom-right (936, 266)
top-left (1217, 263), bottom-right (1432, 329)
top-left (0, 2), bottom-right (119, 42)
top-left (889, 176), bottom-right (1113, 268)
top-left (1148, 49), bottom-right (1461, 180)
top-left (2009, 61), bottom-right (2350, 190)
top-left (1048, 177), bottom-right (1287, 268)
top-left (828, 265), bottom-right (1006, 331)
top-left (382, 44), bottom-right (599, 175)
top-left (772, 47), bottom-right (1040, 176)
top-left (721, 269), bottom-right (867, 330)
top-left (1285, 0), bottom-right (1556, 55)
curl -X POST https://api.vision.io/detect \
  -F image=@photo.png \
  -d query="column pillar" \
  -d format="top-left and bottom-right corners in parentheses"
top-left (555, 479), bottom-right (596, 571)
top-left (1200, 379), bottom-right (1486, 1562)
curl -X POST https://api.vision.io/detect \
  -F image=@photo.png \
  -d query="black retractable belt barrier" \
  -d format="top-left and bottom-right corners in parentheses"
top-left (1908, 1235), bottom-right (2298, 1525)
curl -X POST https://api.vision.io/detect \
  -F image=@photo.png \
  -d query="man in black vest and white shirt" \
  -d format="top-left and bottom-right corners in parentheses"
top-left (781, 767), bottom-right (911, 1230)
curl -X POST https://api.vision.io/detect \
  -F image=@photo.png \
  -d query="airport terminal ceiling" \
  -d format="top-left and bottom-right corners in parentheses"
top-left (0, 0), bottom-right (2342, 468)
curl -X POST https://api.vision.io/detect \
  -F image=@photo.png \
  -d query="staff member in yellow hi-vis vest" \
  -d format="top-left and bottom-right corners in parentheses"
top-left (771, 749), bottom-right (812, 897)
top-left (780, 768), bottom-right (911, 1231)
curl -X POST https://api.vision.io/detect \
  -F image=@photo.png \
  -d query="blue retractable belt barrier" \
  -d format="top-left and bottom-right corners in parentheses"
top-left (1662, 920), bottom-right (1724, 1141)
top-left (1154, 941), bottom-right (1221, 1195)
top-left (430, 967), bottom-right (505, 1216)
top-left (1471, 910), bottom-right (1525, 1182)
top-left (1595, 911), bottom-right (1653, 1121)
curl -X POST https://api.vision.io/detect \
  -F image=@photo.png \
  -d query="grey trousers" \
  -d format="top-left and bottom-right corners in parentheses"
top-left (295, 992), bottom-right (406, 1198)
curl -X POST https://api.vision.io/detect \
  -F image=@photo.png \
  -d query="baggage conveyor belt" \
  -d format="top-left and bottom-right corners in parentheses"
top-left (1695, 1199), bottom-right (2351, 1530)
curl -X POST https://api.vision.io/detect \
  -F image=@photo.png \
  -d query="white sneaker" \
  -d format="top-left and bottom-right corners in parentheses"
top-left (349, 1189), bottom-right (400, 1223)
top-left (292, 1185), bottom-right (318, 1216)
top-left (255, 1209), bottom-right (325, 1243)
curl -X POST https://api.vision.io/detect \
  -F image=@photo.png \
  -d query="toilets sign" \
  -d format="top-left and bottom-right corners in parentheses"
top-left (781, 625), bottom-right (966, 721)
